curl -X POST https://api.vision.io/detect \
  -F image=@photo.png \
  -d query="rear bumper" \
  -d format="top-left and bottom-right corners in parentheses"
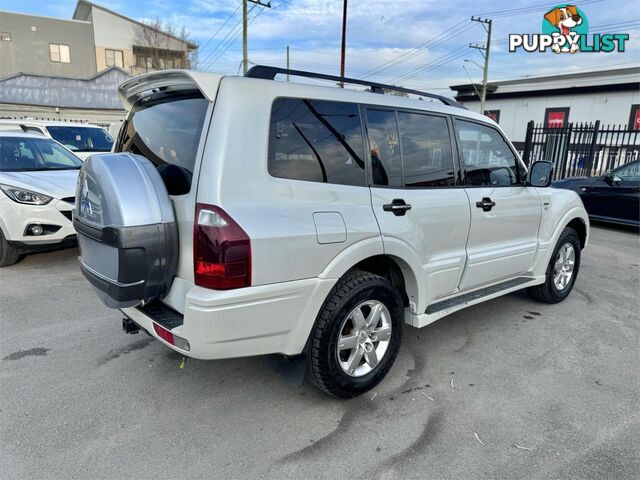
top-left (121, 277), bottom-right (337, 360)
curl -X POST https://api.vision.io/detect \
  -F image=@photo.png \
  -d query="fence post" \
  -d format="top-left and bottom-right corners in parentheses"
top-left (586, 120), bottom-right (600, 177)
top-left (557, 123), bottom-right (572, 180)
top-left (523, 120), bottom-right (534, 166)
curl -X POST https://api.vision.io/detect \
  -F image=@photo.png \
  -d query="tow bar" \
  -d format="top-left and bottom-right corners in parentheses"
top-left (122, 317), bottom-right (140, 334)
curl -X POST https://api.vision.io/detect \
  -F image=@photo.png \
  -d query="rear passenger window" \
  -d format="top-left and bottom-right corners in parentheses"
top-left (366, 109), bottom-right (402, 187)
top-left (397, 112), bottom-right (454, 187)
top-left (268, 98), bottom-right (366, 186)
top-left (456, 120), bottom-right (520, 186)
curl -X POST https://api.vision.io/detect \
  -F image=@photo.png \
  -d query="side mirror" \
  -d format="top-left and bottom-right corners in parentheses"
top-left (527, 161), bottom-right (554, 187)
top-left (604, 172), bottom-right (622, 185)
top-left (603, 172), bottom-right (613, 185)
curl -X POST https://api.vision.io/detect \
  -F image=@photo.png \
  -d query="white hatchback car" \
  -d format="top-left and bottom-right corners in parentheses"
top-left (0, 132), bottom-right (81, 266)
top-left (74, 67), bottom-right (589, 398)
top-left (0, 120), bottom-right (114, 160)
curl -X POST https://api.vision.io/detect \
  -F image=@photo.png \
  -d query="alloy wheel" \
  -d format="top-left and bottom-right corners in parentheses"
top-left (553, 242), bottom-right (575, 291)
top-left (336, 300), bottom-right (392, 377)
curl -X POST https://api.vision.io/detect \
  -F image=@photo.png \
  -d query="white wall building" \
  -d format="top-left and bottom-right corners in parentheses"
top-left (450, 66), bottom-right (640, 150)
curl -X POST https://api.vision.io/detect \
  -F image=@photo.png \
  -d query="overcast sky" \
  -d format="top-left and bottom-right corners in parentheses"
top-left (6, 0), bottom-right (639, 93)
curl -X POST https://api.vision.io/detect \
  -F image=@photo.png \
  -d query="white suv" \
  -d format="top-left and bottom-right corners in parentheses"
top-left (0, 132), bottom-right (81, 266)
top-left (74, 67), bottom-right (589, 398)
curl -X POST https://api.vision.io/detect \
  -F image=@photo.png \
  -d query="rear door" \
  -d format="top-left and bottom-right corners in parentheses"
top-left (365, 107), bottom-right (470, 306)
top-left (454, 118), bottom-right (541, 291)
top-left (116, 89), bottom-right (212, 303)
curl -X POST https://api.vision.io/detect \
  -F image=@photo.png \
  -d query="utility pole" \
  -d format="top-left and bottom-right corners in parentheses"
top-left (242, 0), bottom-right (271, 75)
top-left (340, 0), bottom-right (348, 87)
top-left (286, 45), bottom-right (290, 80)
top-left (469, 16), bottom-right (492, 115)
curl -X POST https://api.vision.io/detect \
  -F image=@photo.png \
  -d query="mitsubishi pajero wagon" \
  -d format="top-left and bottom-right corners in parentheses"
top-left (74, 66), bottom-right (589, 398)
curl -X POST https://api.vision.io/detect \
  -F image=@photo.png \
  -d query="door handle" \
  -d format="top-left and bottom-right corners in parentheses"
top-left (383, 198), bottom-right (412, 216)
top-left (475, 197), bottom-right (496, 212)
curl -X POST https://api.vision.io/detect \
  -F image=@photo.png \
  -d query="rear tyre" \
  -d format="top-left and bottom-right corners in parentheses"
top-left (0, 229), bottom-right (20, 267)
top-left (306, 270), bottom-right (403, 398)
top-left (528, 227), bottom-right (581, 304)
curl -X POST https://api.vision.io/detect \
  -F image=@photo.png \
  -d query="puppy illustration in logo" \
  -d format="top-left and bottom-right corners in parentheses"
top-left (544, 5), bottom-right (583, 53)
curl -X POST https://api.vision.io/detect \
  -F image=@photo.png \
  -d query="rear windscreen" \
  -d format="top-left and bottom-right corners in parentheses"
top-left (117, 90), bottom-right (209, 193)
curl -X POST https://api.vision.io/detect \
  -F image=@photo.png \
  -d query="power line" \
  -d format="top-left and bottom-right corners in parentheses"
top-left (390, 45), bottom-right (470, 82)
top-left (197, 3), bottom-right (242, 57)
top-left (479, 0), bottom-right (603, 18)
top-left (200, 0), bottom-right (291, 71)
top-left (359, 19), bottom-right (471, 79)
top-left (361, 0), bottom-right (607, 82)
top-left (199, 5), bottom-right (254, 68)
top-left (201, 2), bottom-right (272, 70)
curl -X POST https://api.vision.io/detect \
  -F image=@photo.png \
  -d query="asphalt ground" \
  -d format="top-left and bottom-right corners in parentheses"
top-left (1, 224), bottom-right (639, 479)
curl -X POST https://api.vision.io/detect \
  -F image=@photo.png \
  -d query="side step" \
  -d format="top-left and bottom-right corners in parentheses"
top-left (425, 277), bottom-right (533, 315)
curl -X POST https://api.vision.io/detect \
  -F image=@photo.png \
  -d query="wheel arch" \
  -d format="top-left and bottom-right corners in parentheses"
top-left (532, 207), bottom-right (589, 277)
top-left (318, 237), bottom-right (421, 312)
top-left (348, 254), bottom-right (419, 310)
top-left (566, 217), bottom-right (587, 249)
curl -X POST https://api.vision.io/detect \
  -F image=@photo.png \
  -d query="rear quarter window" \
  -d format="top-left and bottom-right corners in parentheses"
top-left (117, 90), bottom-right (209, 194)
top-left (268, 98), bottom-right (366, 186)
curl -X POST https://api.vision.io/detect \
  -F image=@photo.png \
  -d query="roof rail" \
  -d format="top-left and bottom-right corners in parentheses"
top-left (245, 65), bottom-right (465, 109)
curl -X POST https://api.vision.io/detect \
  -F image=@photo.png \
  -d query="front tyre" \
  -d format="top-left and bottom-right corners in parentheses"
top-left (306, 270), bottom-right (403, 398)
top-left (529, 227), bottom-right (581, 304)
top-left (0, 229), bottom-right (20, 267)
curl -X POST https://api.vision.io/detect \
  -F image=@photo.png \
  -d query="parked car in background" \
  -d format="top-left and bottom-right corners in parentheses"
top-left (0, 120), bottom-right (114, 160)
top-left (74, 67), bottom-right (589, 398)
top-left (553, 160), bottom-right (639, 227)
top-left (0, 132), bottom-right (81, 266)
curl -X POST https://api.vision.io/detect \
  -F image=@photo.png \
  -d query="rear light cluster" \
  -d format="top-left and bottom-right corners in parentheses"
top-left (193, 203), bottom-right (251, 290)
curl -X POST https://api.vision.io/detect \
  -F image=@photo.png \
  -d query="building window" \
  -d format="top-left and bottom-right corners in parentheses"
top-left (136, 55), bottom-right (177, 70)
top-left (484, 110), bottom-right (500, 123)
top-left (629, 105), bottom-right (640, 131)
top-left (50, 44), bottom-right (70, 63)
top-left (105, 49), bottom-right (124, 68)
top-left (544, 107), bottom-right (570, 129)
top-left (136, 55), bottom-right (153, 69)
top-left (0, 32), bottom-right (11, 42)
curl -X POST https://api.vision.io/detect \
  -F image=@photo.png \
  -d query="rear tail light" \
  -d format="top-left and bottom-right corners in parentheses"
top-left (194, 203), bottom-right (251, 290)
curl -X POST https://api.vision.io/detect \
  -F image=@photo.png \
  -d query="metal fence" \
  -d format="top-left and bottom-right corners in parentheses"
top-left (521, 121), bottom-right (640, 180)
